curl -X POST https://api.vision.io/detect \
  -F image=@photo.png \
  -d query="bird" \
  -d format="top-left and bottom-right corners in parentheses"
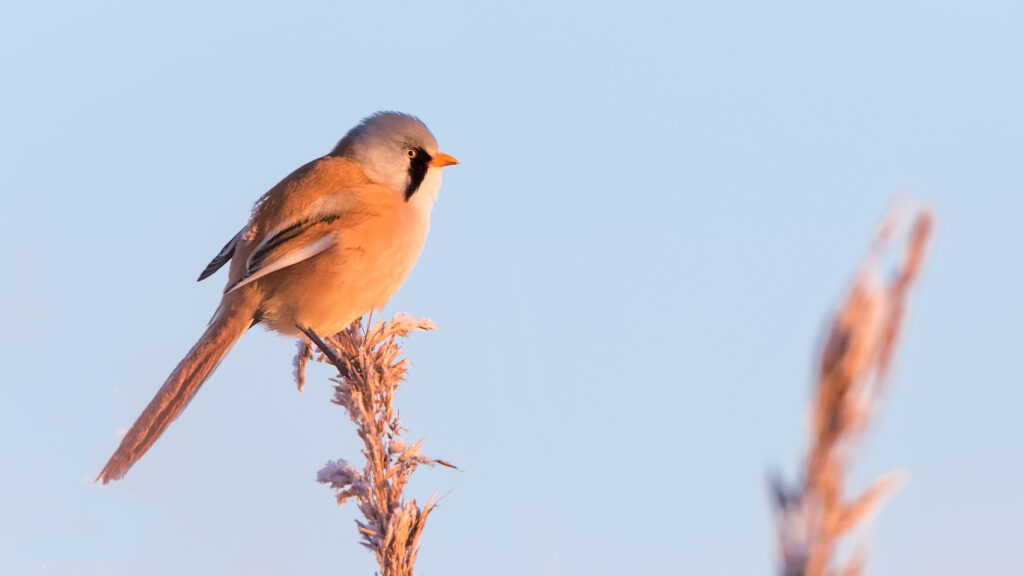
top-left (97, 112), bottom-right (458, 484)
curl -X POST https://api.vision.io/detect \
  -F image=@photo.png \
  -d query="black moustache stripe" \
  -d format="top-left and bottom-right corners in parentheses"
top-left (405, 148), bottom-right (430, 201)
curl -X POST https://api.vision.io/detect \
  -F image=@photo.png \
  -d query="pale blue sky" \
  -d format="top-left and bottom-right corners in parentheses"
top-left (2, 1), bottom-right (1022, 574)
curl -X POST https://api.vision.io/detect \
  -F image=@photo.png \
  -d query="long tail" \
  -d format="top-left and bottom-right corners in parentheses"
top-left (97, 290), bottom-right (259, 484)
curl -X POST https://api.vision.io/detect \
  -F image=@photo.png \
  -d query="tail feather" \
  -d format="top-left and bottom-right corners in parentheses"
top-left (97, 292), bottom-right (258, 484)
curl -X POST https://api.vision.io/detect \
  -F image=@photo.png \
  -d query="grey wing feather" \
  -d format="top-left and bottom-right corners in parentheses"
top-left (197, 229), bottom-right (244, 281)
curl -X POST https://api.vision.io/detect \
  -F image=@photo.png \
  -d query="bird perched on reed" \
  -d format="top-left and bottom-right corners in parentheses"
top-left (98, 112), bottom-right (458, 484)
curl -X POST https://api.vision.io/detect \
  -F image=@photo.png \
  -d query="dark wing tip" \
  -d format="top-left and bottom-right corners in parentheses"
top-left (197, 265), bottom-right (218, 282)
top-left (198, 229), bottom-right (244, 283)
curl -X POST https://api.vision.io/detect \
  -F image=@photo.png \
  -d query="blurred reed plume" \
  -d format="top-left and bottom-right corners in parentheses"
top-left (296, 313), bottom-right (452, 576)
top-left (772, 202), bottom-right (934, 576)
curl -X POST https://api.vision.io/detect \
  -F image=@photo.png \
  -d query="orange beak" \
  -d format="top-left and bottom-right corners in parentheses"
top-left (430, 152), bottom-right (459, 168)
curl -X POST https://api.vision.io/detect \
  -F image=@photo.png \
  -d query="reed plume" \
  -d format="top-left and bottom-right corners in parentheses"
top-left (296, 313), bottom-right (452, 576)
top-left (772, 202), bottom-right (934, 576)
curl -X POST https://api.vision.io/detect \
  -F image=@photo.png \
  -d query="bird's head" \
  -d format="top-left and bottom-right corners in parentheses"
top-left (332, 111), bottom-right (458, 201)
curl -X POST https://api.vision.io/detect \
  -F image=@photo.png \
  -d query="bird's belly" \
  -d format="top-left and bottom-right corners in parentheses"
top-left (259, 222), bottom-right (428, 337)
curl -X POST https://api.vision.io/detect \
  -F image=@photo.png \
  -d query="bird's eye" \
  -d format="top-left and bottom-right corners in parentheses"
top-left (407, 148), bottom-right (418, 159)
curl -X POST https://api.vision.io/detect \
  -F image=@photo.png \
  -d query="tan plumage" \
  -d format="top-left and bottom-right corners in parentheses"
top-left (98, 112), bottom-right (457, 483)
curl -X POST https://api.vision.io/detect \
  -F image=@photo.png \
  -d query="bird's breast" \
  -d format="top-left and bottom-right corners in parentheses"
top-left (258, 192), bottom-right (433, 337)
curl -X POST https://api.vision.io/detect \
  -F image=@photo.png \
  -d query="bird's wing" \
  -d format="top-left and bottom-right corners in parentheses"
top-left (197, 229), bottom-right (244, 281)
top-left (218, 155), bottom-right (380, 294)
top-left (223, 216), bottom-right (340, 294)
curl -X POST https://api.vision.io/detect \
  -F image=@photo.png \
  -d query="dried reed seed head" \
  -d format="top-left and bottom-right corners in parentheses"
top-left (293, 339), bottom-right (313, 394)
top-left (311, 313), bottom-right (448, 576)
top-left (775, 202), bottom-right (934, 576)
